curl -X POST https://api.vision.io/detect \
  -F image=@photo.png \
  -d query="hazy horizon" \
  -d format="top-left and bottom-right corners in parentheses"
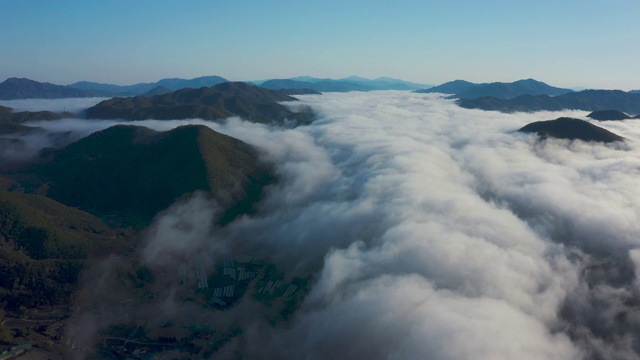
top-left (2, 74), bottom-right (633, 92)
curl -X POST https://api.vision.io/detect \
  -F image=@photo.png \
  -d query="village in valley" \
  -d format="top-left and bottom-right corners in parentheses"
top-left (85, 255), bottom-right (307, 359)
top-left (1, 255), bottom-right (308, 359)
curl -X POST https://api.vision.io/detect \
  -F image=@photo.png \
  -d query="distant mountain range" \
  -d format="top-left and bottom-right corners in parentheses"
top-left (0, 75), bottom-right (430, 100)
top-left (0, 76), bottom-right (230, 99)
top-left (415, 79), bottom-right (574, 99)
top-left (258, 76), bottom-right (428, 92)
top-left (3, 75), bottom-right (638, 101)
top-left (0, 78), bottom-right (110, 100)
top-left (458, 90), bottom-right (640, 114)
top-left (260, 79), bottom-right (370, 92)
top-left (140, 85), bottom-right (173, 97)
top-left (518, 117), bottom-right (624, 143)
top-left (414, 80), bottom-right (477, 95)
top-left (68, 75), bottom-right (229, 96)
top-left (85, 82), bottom-right (314, 125)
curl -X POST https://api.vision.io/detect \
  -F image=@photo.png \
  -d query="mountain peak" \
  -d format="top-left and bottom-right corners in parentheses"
top-left (587, 110), bottom-right (632, 121)
top-left (23, 124), bottom-right (270, 226)
top-left (519, 117), bottom-right (624, 143)
top-left (513, 78), bottom-right (542, 84)
top-left (85, 82), bottom-right (313, 125)
top-left (0, 77), bottom-right (93, 100)
top-left (414, 80), bottom-right (477, 94)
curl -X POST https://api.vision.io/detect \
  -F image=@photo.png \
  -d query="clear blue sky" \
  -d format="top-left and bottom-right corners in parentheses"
top-left (1, 0), bottom-right (639, 89)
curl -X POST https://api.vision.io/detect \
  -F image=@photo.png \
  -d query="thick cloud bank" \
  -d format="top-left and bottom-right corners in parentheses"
top-left (55, 92), bottom-right (640, 359)
top-left (212, 93), bottom-right (640, 359)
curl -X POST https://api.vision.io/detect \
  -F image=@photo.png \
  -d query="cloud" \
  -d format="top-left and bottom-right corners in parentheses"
top-left (0, 97), bottom-right (108, 113)
top-left (32, 92), bottom-right (640, 358)
top-left (140, 192), bottom-right (220, 265)
top-left (209, 92), bottom-right (640, 358)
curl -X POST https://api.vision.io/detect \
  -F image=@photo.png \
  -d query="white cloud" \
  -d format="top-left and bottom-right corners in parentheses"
top-left (34, 92), bottom-right (640, 358)
top-left (0, 97), bottom-right (109, 112)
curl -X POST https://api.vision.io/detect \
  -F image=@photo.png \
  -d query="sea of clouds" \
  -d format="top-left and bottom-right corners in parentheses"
top-left (7, 92), bottom-right (640, 359)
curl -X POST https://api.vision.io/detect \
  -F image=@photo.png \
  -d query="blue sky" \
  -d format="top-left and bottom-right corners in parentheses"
top-left (1, 0), bottom-right (639, 89)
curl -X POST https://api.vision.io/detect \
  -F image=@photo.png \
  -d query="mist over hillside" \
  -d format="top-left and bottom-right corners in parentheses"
top-left (13, 92), bottom-right (637, 359)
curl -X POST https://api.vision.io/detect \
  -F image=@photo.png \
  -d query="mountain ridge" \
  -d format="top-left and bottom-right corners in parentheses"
top-left (587, 110), bottom-right (632, 121)
top-left (259, 76), bottom-right (427, 92)
top-left (68, 75), bottom-right (229, 96)
top-left (85, 82), bottom-right (314, 125)
top-left (415, 78), bottom-right (573, 99)
top-left (518, 117), bottom-right (624, 143)
top-left (458, 90), bottom-right (640, 114)
top-left (0, 78), bottom-right (110, 100)
top-left (414, 80), bottom-right (477, 94)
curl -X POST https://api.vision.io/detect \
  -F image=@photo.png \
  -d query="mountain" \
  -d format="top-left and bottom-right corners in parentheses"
top-left (0, 189), bottom-right (124, 309)
top-left (630, 90), bottom-right (640, 94)
top-left (339, 76), bottom-right (427, 90)
top-left (0, 106), bottom-right (37, 135)
top-left (458, 90), bottom-right (640, 114)
top-left (85, 82), bottom-right (314, 125)
top-left (288, 76), bottom-right (334, 83)
top-left (14, 124), bottom-right (272, 226)
top-left (587, 110), bottom-right (632, 121)
top-left (0, 78), bottom-right (110, 100)
top-left (67, 80), bottom-right (135, 94)
top-left (68, 75), bottom-right (229, 96)
top-left (141, 86), bottom-right (173, 97)
top-left (415, 79), bottom-right (573, 99)
top-left (453, 79), bottom-right (573, 99)
top-left (0, 105), bottom-right (64, 135)
top-left (518, 117), bottom-right (624, 143)
top-left (260, 78), bottom-right (374, 92)
top-left (260, 76), bottom-right (427, 92)
top-left (414, 80), bottom-right (477, 94)
top-left (154, 75), bottom-right (228, 90)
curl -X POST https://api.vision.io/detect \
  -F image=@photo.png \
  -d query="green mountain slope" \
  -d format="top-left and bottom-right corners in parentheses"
top-left (0, 190), bottom-right (124, 309)
top-left (16, 124), bottom-right (272, 226)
